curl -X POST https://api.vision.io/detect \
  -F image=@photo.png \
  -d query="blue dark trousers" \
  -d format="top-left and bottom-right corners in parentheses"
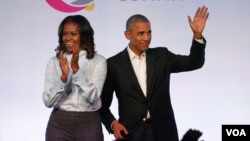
top-left (46, 109), bottom-right (104, 141)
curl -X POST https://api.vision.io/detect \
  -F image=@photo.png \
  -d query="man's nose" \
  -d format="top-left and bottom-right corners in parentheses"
top-left (143, 34), bottom-right (151, 41)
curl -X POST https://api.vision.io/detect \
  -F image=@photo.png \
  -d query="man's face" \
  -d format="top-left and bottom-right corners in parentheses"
top-left (125, 22), bottom-right (152, 56)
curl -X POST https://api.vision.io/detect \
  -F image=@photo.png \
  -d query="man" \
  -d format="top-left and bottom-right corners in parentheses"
top-left (100, 6), bottom-right (209, 141)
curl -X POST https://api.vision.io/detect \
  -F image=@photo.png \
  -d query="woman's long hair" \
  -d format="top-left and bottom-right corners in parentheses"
top-left (55, 15), bottom-right (95, 59)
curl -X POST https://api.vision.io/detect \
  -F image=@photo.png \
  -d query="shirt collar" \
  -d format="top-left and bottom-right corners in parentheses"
top-left (79, 49), bottom-right (87, 57)
top-left (127, 46), bottom-right (146, 60)
top-left (65, 49), bottom-right (87, 57)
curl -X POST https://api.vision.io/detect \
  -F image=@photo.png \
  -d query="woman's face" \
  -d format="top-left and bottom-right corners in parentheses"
top-left (62, 22), bottom-right (81, 54)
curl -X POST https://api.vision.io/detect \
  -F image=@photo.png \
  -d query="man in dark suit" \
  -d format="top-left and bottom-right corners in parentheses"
top-left (100, 6), bottom-right (209, 141)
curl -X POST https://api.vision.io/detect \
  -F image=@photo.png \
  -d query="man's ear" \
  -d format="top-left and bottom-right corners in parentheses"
top-left (124, 30), bottom-right (130, 40)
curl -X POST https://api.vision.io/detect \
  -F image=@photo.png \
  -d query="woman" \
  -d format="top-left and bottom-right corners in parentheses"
top-left (42, 15), bottom-right (107, 141)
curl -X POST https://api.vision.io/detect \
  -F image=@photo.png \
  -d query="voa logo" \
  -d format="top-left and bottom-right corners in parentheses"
top-left (226, 129), bottom-right (246, 136)
top-left (46, 0), bottom-right (95, 13)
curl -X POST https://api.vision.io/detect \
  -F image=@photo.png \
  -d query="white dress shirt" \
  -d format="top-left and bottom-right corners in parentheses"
top-left (43, 50), bottom-right (107, 112)
top-left (127, 47), bottom-right (147, 96)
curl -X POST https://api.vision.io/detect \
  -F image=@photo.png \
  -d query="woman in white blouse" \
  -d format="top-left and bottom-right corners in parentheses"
top-left (42, 15), bottom-right (107, 141)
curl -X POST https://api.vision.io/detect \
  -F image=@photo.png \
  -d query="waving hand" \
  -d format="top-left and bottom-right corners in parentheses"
top-left (188, 6), bottom-right (209, 39)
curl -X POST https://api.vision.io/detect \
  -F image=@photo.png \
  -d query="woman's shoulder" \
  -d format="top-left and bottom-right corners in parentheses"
top-left (94, 52), bottom-right (106, 60)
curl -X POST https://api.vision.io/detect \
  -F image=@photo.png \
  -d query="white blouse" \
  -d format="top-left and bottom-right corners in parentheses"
top-left (42, 50), bottom-right (107, 112)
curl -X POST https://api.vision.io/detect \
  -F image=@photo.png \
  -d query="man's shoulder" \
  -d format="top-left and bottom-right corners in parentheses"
top-left (107, 47), bottom-right (169, 61)
top-left (107, 48), bottom-right (127, 61)
top-left (147, 47), bottom-right (169, 54)
top-left (149, 47), bottom-right (166, 50)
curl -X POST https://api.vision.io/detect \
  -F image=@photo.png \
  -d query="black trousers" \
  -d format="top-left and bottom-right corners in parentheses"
top-left (116, 119), bottom-right (154, 141)
top-left (46, 109), bottom-right (104, 141)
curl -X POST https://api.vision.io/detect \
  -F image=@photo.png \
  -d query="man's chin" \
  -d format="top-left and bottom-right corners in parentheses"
top-left (143, 46), bottom-right (149, 51)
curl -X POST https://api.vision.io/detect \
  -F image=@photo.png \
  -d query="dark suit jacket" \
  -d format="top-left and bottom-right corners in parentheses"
top-left (100, 39), bottom-right (206, 141)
